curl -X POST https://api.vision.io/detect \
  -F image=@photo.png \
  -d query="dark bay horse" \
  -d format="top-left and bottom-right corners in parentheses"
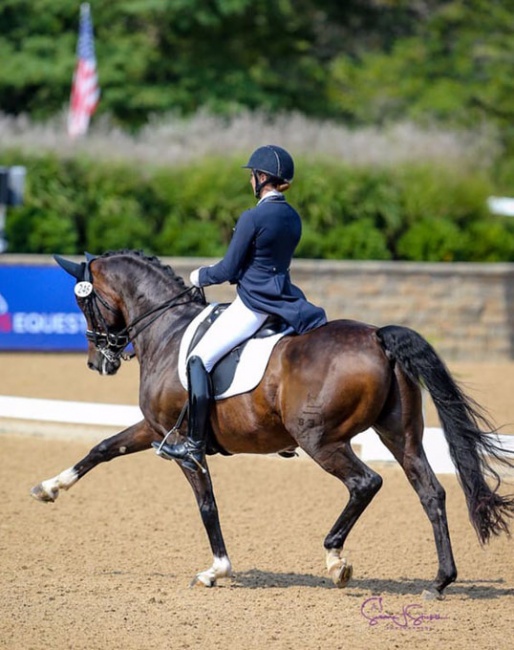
top-left (31, 250), bottom-right (514, 597)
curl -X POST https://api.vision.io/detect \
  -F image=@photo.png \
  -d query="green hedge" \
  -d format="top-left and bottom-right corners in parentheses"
top-left (3, 150), bottom-right (514, 262)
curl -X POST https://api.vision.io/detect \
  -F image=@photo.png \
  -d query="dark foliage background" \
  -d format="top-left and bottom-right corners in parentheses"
top-left (2, 0), bottom-right (513, 258)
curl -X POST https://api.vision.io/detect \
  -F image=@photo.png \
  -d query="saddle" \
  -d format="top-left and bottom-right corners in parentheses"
top-left (179, 303), bottom-right (293, 400)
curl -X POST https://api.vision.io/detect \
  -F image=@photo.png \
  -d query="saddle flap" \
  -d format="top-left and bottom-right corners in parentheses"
top-left (178, 304), bottom-right (293, 400)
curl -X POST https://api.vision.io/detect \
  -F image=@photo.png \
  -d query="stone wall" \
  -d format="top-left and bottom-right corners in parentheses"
top-left (2, 255), bottom-right (513, 361)
top-left (170, 259), bottom-right (514, 361)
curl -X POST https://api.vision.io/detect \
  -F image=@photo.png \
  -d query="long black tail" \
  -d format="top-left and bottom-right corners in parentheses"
top-left (377, 324), bottom-right (514, 544)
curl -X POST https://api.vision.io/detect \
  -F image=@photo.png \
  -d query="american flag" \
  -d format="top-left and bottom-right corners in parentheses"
top-left (67, 3), bottom-right (100, 138)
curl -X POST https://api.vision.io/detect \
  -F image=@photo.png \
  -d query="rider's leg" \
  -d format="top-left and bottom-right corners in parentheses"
top-left (154, 296), bottom-right (268, 471)
top-left (190, 295), bottom-right (268, 372)
top-left (155, 354), bottom-right (211, 471)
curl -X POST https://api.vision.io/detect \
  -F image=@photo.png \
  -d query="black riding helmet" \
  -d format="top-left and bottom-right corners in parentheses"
top-left (242, 145), bottom-right (295, 198)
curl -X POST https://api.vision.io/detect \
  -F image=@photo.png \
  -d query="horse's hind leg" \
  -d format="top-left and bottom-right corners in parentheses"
top-left (378, 426), bottom-right (457, 598)
top-left (31, 419), bottom-right (157, 502)
top-left (303, 440), bottom-right (383, 587)
top-left (375, 379), bottom-right (457, 598)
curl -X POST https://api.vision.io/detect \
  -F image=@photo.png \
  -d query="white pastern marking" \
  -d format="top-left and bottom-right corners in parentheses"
top-left (212, 556), bottom-right (232, 578)
top-left (41, 467), bottom-right (78, 496)
top-left (57, 467), bottom-right (79, 490)
top-left (326, 548), bottom-right (342, 572)
top-left (195, 556), bottom-right (232, 586)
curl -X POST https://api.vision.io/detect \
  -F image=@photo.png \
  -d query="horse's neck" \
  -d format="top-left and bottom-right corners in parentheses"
top-left (102, 255), bottom-right (203, 355)
top-left (124, 290), bottom-right (204, 358)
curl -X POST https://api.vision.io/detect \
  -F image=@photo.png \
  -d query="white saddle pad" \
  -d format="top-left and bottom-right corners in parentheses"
top-left (178, 304), bottom-right (293, 400)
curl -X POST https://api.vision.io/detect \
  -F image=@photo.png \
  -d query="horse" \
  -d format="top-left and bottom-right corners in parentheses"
top-left (31, 249), bottom-right (514, 598)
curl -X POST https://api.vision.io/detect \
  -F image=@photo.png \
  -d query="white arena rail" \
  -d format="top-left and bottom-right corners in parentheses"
top-left (1, 394), bottom-right (513, 475)
top-left (0, 394), bottom-right (142, 427)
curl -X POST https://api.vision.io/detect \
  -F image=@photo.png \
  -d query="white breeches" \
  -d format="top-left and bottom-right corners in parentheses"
top-left (190, 295), bottom-right (268, 372)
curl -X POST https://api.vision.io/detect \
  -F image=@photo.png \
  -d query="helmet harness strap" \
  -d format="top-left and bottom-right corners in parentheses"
top-left (252, 169), bottom-right (272, 199)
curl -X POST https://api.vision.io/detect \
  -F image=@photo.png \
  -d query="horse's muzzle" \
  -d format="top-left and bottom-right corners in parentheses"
top-left (87, 353), bottom-right (121, 376)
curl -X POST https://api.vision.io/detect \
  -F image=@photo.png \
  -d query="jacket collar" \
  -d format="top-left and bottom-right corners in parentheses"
top-left (257, 190), bottom-right (285, 205)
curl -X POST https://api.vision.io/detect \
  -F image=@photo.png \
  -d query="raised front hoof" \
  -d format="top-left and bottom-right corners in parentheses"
top-left (422, 588), bottom-right (445, 601)
top-left (30, 484), bottom-right (58, 503)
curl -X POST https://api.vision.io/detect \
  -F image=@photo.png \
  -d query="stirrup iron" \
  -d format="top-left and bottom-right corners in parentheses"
top-left (154, 440), bottom-right (207, 474)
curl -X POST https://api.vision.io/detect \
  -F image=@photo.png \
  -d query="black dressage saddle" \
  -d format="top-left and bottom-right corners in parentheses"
top-left (187, 303), bottom-right (291, 397)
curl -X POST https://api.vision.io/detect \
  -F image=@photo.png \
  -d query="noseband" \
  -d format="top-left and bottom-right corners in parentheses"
top-left (79, 282), bottom-right (205, 364)
top-left (83, 289), bottom-right (132, 363)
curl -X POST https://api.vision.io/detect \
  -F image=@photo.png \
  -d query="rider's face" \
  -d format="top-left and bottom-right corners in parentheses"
top-left (250, 171), bottom-right (266, 194)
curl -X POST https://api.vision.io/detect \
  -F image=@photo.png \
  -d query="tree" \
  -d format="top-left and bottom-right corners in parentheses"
top-left (0, 0), bottom-right (441, 126)
top-left (328, 1), bottom-right (514, 141)
top-left (0, 0), bottom-right (331, 124)
top-left (1, 0), bottom-right (512, 150)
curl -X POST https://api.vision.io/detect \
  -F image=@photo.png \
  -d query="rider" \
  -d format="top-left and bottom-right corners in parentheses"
top-left (156, 144), bottom-right (327, 470)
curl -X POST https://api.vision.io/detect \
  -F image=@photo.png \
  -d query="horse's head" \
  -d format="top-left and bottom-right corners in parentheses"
top-left (56, 250), bottom-right (206, 377)
top-left (55, 253), bottom-right (127, 376)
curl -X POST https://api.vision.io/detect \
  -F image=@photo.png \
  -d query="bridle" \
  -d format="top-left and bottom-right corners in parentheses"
top-left (77, 277), bottom-right (205, 365)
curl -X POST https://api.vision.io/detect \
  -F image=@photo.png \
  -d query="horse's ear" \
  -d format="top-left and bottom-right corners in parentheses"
top-left (53, 255), bottom-right (85, 280)
top-left (83, 252), bottom-right (98, 282)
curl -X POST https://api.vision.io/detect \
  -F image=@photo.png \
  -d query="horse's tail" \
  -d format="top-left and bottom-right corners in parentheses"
top-left (376, 324), bottom-right (514, 544)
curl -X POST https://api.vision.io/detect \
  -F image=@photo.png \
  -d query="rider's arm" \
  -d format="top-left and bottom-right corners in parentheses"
top-left (197, 210), bottom-right (255, 286)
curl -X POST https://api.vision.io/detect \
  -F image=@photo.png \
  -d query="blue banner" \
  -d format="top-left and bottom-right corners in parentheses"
top-left (0, 265), bottom-right (87, 351)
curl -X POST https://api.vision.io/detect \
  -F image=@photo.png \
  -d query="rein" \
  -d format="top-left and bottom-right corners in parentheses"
top-left (84, 285), bottom-right (205, 363)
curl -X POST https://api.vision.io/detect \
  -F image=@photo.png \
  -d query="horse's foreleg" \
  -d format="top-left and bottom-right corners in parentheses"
top-left (180, 463), bottom-right (232, 587)
top-left (303, 440), bottom-right (383, 588)
top-left (31, 419), bottom-right (157, 503)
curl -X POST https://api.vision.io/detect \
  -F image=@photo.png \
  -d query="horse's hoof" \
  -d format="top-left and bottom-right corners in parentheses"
top-left (190, 573), bottom-right (216, 588)
top-left (326, 548), bottom-right (353, 588)
top-left (333, 562), bottom-right (353, 588)
top-left (30, 484), bottom-right (57, 503)
top-left (422, 588), bottom-right (445, 601)
top-left (327, 559), bottom-right (353, 588)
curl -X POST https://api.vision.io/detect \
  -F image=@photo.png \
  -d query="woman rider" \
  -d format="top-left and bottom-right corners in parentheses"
top-left (155, 145), bottom-right (327, 471)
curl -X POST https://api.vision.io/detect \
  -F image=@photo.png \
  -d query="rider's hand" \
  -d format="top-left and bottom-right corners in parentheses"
top-left (190, 268), bottom-right (202, 287)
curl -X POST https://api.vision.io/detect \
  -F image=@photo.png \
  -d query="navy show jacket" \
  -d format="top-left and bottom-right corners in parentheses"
top-left (198, 193), bottom-right (327, 334)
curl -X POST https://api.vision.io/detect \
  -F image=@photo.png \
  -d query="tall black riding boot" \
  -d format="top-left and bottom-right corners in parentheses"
top-left (154, 355), bottom-right (212, 471)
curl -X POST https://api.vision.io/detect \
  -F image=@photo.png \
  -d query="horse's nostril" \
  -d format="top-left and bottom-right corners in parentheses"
top-left (87, 361), bottom-right (96, 371)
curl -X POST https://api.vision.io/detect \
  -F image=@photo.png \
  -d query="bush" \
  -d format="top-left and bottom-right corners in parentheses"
top-left (397, 218), bottom-right (466, 262)
top-left (3, 149), bottom-right (512, 262)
